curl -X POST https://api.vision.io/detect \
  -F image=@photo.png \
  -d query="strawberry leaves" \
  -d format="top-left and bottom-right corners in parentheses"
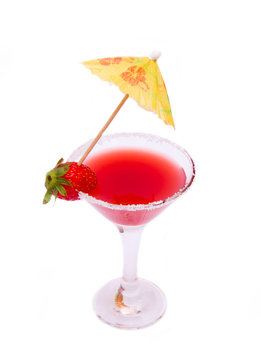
top-left (43, 160), bottom-right (73, 204)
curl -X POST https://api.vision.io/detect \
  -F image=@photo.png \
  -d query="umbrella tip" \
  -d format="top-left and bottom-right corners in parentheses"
top-left (149, 50), bottom-right (162, 61)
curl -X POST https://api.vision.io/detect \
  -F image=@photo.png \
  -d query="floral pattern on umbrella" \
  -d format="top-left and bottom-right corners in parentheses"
top-left (82, 56), bottom-right (174, 127)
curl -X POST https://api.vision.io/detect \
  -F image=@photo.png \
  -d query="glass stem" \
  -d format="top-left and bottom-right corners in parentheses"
top-left (115, 225), bottom-right (144, 314)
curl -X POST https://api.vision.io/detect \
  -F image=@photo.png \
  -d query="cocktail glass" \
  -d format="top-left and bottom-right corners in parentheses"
top-left (68, 133), bottom-right (195, 329)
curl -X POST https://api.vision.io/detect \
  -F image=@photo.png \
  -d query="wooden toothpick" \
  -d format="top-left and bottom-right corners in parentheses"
top-left (78, 94), bottom-right (129, 165)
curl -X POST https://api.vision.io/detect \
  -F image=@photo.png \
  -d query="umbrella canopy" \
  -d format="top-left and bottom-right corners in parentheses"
top-left (82, 55), bottom-right (174, 127)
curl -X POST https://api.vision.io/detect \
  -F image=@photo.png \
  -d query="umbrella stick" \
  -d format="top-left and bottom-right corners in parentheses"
top-left (78, 94), bottom-right (129, 165)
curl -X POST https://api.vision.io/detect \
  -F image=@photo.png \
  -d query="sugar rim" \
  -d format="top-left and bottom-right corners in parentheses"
top-left (70, 132), bottom-right (195, 211)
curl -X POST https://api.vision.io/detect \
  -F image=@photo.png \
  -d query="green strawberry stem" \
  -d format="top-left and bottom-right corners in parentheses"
top-left (43, 159), bottom-right (72, 204)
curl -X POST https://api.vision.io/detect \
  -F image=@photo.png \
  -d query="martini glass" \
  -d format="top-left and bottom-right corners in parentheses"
top-left (68, 133), bottom-right (195, 329)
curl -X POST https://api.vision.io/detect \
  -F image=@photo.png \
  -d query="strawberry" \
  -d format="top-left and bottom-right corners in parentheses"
top-left (43, 158), bottom-right (97, 204)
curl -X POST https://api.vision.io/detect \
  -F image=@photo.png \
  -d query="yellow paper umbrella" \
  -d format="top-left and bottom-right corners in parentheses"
top-left (78, 51), bottom-right (174, 165)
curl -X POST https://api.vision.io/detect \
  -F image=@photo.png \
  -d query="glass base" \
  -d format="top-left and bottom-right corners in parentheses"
top-left (93, 278), bottom-right (167, 329)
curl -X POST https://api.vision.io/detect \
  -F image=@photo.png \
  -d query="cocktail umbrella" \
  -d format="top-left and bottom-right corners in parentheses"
top-left (78, 51), bottom-right (174, 165)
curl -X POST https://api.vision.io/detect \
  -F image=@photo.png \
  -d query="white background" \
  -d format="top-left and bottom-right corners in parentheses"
top-left (1, 0), bottom-right (261, 359)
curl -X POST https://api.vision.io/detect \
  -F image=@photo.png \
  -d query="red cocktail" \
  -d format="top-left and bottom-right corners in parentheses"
top-left (84, 147), bottom-right (186, 225)
top-left (68, 133), bottom-right (195, 329)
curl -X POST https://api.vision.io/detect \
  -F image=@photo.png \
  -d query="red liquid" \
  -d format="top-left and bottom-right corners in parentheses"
top-left (86, 148), bottom-right (186, 205)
